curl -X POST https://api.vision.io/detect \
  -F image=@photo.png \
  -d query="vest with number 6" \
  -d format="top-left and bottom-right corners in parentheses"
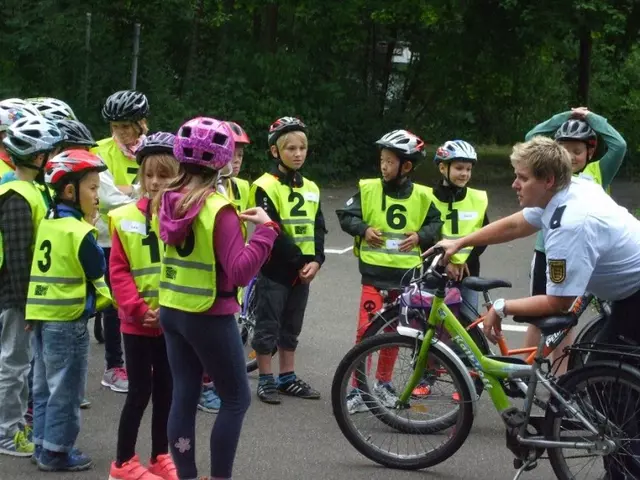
top-left (159, 193), bottom-right (233, 313)
top-left (359, 179), bottom-right (433, 270)
top-left (432, 188), bottom-right (488, 264)
top-left (0, 180), bottom-right (48, 270)
top-left (251, 173), bottom-right (319, 256)
top-left (26, 217), bottom-right (112, 321)
top-left (109, 203), bottom-right (161, 309)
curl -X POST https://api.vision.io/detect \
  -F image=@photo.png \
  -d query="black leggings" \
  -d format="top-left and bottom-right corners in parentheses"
top-left (116, 333), bottom-right (173, 464)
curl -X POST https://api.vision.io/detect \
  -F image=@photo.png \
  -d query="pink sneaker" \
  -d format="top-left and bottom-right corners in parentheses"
top-left (147, 454), bottom-right (178, 480)
top-left (108, 455), bottom-right (162, 480)
top-left (102, 367), bottom-right (129, 393)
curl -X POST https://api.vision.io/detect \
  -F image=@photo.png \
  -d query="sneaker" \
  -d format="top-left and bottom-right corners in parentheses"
top-left (277, 377), bottom-right (321, 399)
top-left (373, 381), bottom-right (399, 408)
top-left (80, 398), bottom-right (91, 409)
top-left (197, 387), bottom-right (221, 413)
top-left (32, 445), bottom-right (81, 466)
top-left (257, 378), bottom-right (281, 405)
top-left (102, 367), bottom-right (129, 393)
top-left (0, 428), bottom-right (34, 457)
top-left (37, 448), bottom-right (93, 472)
top-left (346, 389), bottom-right (368, 415)
top-left (147, 453), bottom-right (178, 480)
top-left (412, 383), bottom-right (432, 397)
top-left (109, 455), bottom-right (162, 480)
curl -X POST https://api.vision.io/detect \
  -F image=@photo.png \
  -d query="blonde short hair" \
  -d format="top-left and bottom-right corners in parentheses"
top-left (510, 136), bottom-right (572, 191)
top-left (276, 131), bottom-right (308, 151)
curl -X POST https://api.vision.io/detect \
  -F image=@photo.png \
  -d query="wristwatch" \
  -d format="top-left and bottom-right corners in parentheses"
top-left (493, 298), bottom-right (507, 319)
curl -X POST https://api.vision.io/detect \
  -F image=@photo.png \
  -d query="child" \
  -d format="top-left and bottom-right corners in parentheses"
top-left (198, 121), bottom-right (252, 414)
top-left (158, 117), bottom-right (278, 480)
top-left (0, 98), bottom-right (41, 181)
top-left (92, 90), bottom-right (151, 394)
top-left (108, 132), bottom-right (179, 480)
top-left (432, 140), bottom-right (489, 318)
top-left (26, 149), bottom-right (112, 471)
top-left (0, 116), bottom-right (63, 457)
top-left (336, 129), bottom-right (442, 412)
top-left (250, 116), bottom-right (327, 405)
top-left (523, 107), bottom-right (626, 370)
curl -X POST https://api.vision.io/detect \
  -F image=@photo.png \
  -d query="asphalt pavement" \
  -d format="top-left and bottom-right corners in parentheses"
top-left (3, 180), bottom-right (638, 480)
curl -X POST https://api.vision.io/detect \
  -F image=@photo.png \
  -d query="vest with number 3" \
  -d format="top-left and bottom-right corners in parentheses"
top-left (26, 217), bottom-right (112, 321)
top-left (109, 203), bottom-right (161, 309)
top-left (251, 173), bottom-right (320, 256)
top-left (359, 179), bottom-right (433, 269)
top-left (432, 188), bottom-right (488, 264)
top-left (159, 193), bottom-right (234, 313)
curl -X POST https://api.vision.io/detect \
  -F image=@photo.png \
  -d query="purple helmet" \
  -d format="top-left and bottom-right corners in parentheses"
top-left (173, 117), bottom-right (234, 171)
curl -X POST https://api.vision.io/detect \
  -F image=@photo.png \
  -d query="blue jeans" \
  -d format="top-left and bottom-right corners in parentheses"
top-left (32, 319), bottom-right (89, 453)
top-left (160, 308), bottom-right (250, 479)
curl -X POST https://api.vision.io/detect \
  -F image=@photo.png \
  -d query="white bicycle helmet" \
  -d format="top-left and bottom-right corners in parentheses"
top-left (0, 98), bottom-right (42, 126)
top-left (375, 130), bottom-right (426, 163)
top-left (27, 97), bottom-right (77, 121)
top-left (0, 105), bottom-right (36, 132)
top-left (434, 140), bottom-right (477, 164)
top-left (3, 116), bottom-right (64, 163)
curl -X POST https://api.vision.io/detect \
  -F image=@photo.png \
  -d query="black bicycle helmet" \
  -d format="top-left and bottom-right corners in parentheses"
top-left (135, 131), bottom-right (176, 165)
top-left (268, 116), bottom-right (306, 147)
top-left (56, 119), bottom-right (97, 148)
top-left (554, 119), bottom-right (597, 148)
top-left (101, 90), bottom-right (149, 122)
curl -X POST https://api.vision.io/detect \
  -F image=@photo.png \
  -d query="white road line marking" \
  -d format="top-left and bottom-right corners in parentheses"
top-left (325, 246), bottom-right (354, 254)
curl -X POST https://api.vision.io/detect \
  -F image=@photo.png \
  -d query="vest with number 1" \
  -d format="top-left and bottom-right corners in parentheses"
top-left (251, 173), bottom-right (320, 255)
top-left (109, 203), bottom-right (161, 309)
top-left (26, 217), bottom-right (112, 321)
top-left (159, 193), bottom-right (233, 313)
top-left (359, 179), bottom-right (433, 269)
top-left (432, 188), bottom-right (488, 264)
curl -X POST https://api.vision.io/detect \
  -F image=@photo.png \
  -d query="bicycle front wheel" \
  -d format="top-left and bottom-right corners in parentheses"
top-left (331, 333), bottom-right (474, 470)
top-left (545, 363), bottom-right (640, 480)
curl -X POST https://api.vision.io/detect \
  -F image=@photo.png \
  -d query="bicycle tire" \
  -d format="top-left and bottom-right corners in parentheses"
top-left (566, 314), bottom-right (605, 371)
top-left (240, 280), bottom-right (277, 373)
top-left (331, 333), bottom-right (474, 470)
top-left (545, 362), bottom-right (640, 479)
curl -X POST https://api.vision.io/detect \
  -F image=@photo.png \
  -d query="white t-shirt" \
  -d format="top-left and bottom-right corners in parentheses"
top-left (523, 177), bottom-right (640, 301)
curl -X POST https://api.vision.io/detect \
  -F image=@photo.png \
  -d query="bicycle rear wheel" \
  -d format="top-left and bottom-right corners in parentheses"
top-left (331, 333), bottom-right (474, 470)
top-left (238, 280), bottom-right (277, 372)
top-left (566, 314), bottom-right (606, 371)
top-left (545, 362), bottom-right (640, 480)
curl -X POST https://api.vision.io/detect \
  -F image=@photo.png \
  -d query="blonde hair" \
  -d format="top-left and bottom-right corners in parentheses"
top-left (139, 153), bottom-right (180, 198)
top-left (276, 131), bottom-right (308, 151)
top-left (154, 164), bottom-right (218, 216)
top-left (510, 136), bottom-right (572, 191)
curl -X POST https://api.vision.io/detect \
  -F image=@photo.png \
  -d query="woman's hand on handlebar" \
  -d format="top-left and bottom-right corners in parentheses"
top-left (446, 263), bottom-right (469, 282)
top-left (422, 239), bottom-right (463, 264)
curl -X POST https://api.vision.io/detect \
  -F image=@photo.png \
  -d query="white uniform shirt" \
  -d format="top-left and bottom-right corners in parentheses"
top-left (523, 177), bottom-right (640, 301)
top-left (97, 170), bottom-right (138, 248)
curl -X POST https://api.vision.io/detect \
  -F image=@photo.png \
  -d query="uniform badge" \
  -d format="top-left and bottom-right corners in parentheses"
top-left (548, 259), bottom-right (566, 284)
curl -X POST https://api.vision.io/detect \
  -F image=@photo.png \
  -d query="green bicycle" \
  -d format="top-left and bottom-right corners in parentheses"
top-left (332, 248), bottom-right (640, 479)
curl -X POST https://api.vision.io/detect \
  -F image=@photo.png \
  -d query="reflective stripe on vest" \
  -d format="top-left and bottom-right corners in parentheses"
top-left (431, 187), bottom-right (488, 264)
top-left (0, 180), bottom-right (48, 270)
top-left (159, 193), bottom-right (232, 313)
top-left (251, 173), bottom-right (319, 255)
top-left (109, 202), bottom-right (161, 309)
top-left (26, 216), bottom-right (112, 321)
top-left (358, 178), bottom-right (433, 269)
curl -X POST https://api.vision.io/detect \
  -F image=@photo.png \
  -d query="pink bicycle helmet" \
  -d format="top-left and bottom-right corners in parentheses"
top-left (173, 117), bottom-right (235, 171)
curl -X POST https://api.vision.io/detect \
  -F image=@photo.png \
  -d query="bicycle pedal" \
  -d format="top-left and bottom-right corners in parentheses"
top-left (513, 458), bottom-right (537, 471)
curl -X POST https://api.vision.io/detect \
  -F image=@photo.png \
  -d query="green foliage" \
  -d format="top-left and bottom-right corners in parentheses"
top-left (1, 0), bottom-right (639, 183)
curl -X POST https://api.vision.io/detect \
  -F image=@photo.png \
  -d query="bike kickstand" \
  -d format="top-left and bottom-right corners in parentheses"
top-left (512, 459), bottom-right (536, 480)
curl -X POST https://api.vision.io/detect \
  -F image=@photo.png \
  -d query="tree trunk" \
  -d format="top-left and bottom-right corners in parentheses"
top-left (577, 27), bottom-right (592, 105)
top-left (180, 0), bottom-right (205, 96)
top-left (379, 27), bottom-right (398, 117)
top-left (264, 3), bottom-right (278, 53)
top-left (253, 10), bottom-right (261, 45)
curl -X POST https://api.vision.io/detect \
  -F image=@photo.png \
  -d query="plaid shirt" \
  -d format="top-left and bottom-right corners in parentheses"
top-left (0, 192), bottom-right (35, 309)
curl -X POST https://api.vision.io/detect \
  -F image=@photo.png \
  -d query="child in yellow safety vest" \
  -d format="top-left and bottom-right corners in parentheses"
top-left (26, 150), bottom-right (111, 472)
top-left (107, 132), bottom-right (180, 480)
top-left (336, 129), bottom-right (443, 413)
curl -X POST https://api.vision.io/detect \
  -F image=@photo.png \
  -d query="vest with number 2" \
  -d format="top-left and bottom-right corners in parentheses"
top-left (159, 193), bottom-right (235, 313)
top-left (109, 203), bottom-right (161, 309)
top-left (26, 217), bottom-right (112, 321)
top-left (251, 173), bottom-right (320, 256)
top-left (359, 179), bottom-right (433, 270)
top-left (431, 188), bottom-right (488, 264)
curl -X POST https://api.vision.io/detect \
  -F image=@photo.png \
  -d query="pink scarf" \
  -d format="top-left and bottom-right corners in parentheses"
top-left (114, 134), bottom-right (147, 160)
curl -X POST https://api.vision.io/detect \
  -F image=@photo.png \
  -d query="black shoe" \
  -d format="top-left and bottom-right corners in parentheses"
top-left (277, 377), bottom-right (321, 399)
top-left (257, 380), bottom-right (281, 405)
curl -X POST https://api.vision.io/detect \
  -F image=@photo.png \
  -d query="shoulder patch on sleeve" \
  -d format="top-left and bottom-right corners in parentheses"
top-left (548, 259), bottom-right (566, 284)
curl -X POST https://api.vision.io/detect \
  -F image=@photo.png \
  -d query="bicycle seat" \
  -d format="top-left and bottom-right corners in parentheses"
top-left (461, 276), bottom-right (512, 292)
top-left (512, 314), bottom-right (578, 336)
